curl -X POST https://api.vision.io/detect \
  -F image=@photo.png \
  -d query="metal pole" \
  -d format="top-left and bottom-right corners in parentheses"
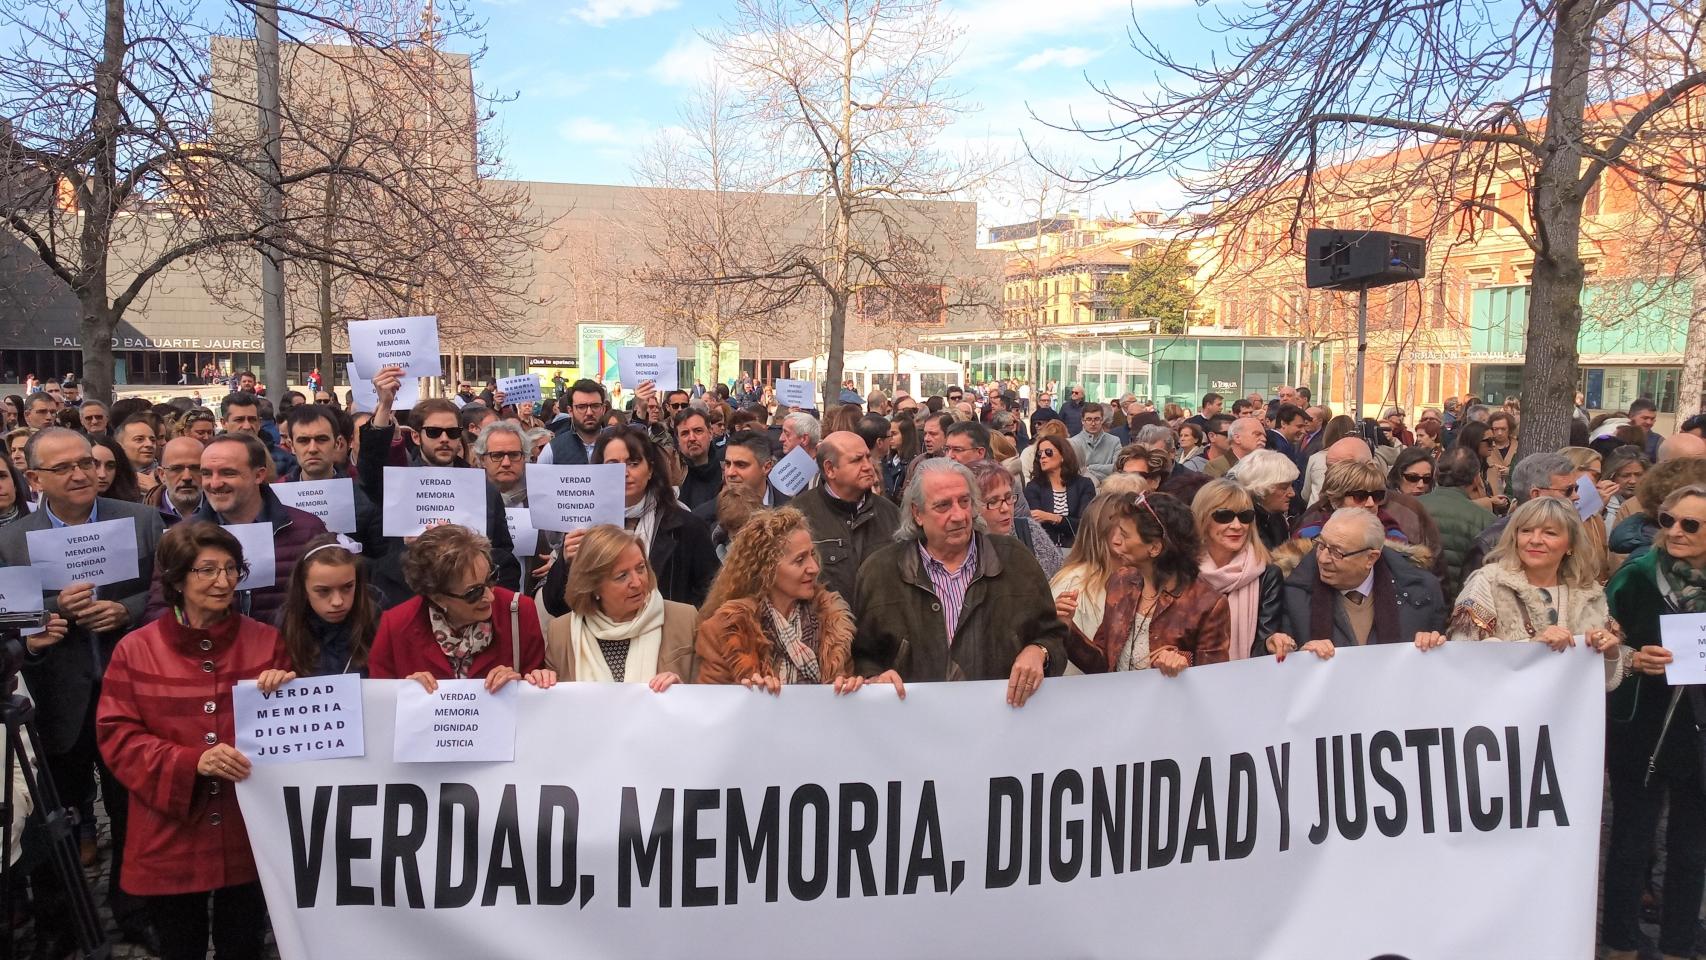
top-left (1354, 284), bottom-right (1368, 421)
top-left (257, 1), bottom-right (288, 399)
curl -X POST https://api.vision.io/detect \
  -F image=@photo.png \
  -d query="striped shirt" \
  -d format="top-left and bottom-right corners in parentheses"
top-left (918, 537), bottom-right (979, 647)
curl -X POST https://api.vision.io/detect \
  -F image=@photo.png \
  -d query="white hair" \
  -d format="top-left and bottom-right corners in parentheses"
top-left (1228, 449), bottom-right (1300, 495)
top-left (896, 458), bottom-right (987, 542)
top-left (1323, 507), bottom-right (1384, 551)
top-left (782, 412), bottom-right (820, 444)
top-left (472, 419), bottom-right (530, 456)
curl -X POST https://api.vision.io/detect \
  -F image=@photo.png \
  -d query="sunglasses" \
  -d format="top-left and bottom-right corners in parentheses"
top-left (446, 572), bottom-right (498, 604)
top-left (1132, 493), bottom-right (1167, 541)
top-left (1401, 472), bottom-right (1434, 487)
top-left (1660, 513), bottom-right (1705, 535)
top-left (667, 402), bottom-right (689, 410)
top-left (1211, 509), bottom-right (1256, 525)
top-left (419, 425), bottom-right (458, 440)
top-left (1342, 489), bottom-right (1387, 504)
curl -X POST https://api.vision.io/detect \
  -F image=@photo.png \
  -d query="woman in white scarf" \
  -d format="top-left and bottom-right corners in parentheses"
top-left (1191, 480), bottom-right (1315, 660)
top-left (544, 525), bottom-right (698, 688)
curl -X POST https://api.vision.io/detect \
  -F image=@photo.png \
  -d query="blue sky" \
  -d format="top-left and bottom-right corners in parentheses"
top-left (469, 0), bottom-right (1206, 226)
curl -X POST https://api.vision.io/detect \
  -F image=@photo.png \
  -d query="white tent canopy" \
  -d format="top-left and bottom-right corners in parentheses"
top-left (787, 348), bottom-right (964, 399)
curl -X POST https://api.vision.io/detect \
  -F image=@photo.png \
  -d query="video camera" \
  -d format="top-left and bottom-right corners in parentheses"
top-left (0, 611), bottom-right (51, 698)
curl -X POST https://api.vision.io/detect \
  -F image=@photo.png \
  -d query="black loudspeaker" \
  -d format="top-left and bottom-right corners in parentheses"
top-left (1304, 229), bottom-right (1426, 290)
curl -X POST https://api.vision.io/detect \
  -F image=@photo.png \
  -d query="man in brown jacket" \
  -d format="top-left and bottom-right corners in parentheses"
top-left (852, 458), bottom-right (1067, 706)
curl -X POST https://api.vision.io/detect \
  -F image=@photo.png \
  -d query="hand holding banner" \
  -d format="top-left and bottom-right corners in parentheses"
top-left (272, 478), bottom-right (358, 534)
top-left (348, 316), bottom-right (440, 378)
top-left (235, 675), bottom-right (365, 764)
top-left (617, 348), bottom-right (678, 391)
top-left (525, 464), bottom-right (625, 532)
top-left (393, 680), bottom-right (516, 763)
top-left (498, 373), bottom-right (542, 406)
top-left (26, 517), bottom-right (140, 588)
top-left (381, 467), bottom-right (487, 537)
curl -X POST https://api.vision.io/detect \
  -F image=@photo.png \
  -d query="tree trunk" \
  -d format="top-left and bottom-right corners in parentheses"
top-left (1681, 271), bottom-right (1706, 417)
top-left (79, 304), bottom-right (117, 403)
top-left (77, 0), bottom-right (127, 405)
top-left (318, 258), bottom-right (336, 390)
top-left (1518, 0), bottom-right (1594, 461)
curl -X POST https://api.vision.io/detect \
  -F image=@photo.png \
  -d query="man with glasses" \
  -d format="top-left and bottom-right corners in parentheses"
top-left (150, 436), bottom-right (207, 523)
top-left (78, 398), bottom-right (109, 436)
top-left (1277, 507), bottom-right (1445, 653)
top-left (1463, 451), bottom-right (1580, 576)
top-left (540, 378), bottom-right (609, 466)
top-left (359, 364), bottom-right (520, 607)
top-left (1060, 385), bottom-right (1087, 435)
top-left (24, 391), bottom-right (58, 429)
top-left (943, 421), bottom-right (991, 466)
top-left (313, 389), bottom-right (338, 407)
top-left (0, 427), bottom-right (165, 949)
top-left (142, 432), bottom-right (326, 627)
top-left (663, 389), bottom-right (692, 417)
top-left (1070, 402), bottom-right (1120, 483)
top-left (474, 420), bottom-right (532, 509)
top-left (1029, 389), bottom-right (1060, 433)
top-left (456, 380), bottom-right (478, 406)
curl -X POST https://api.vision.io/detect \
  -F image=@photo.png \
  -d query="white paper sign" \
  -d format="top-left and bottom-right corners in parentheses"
top-left (616, 347), bottom-right (678, 391)
top-left (223, 522), bottom-right (278, 591)
top-left (524, 464), bottom-right (625, 533)
top-left (393, 680), bottom-right (516, 763)
top-left (272, 478), bottom-right (358, 534)
top-left (769, 444), bottom-right (819, 496)
top-left (381, 467), bottom-right (487, 537)
top-left (0, 567), bottom-right (46, 635)
top-left (1576, 473), bottom-right (1605, 521)
top-left (348, 315), bottom-right (441, 378)
top-left (26, 517), bottom-right (140, 589)
top-left (346, 363), bottom-right (419, 412)
top-left (0, 566), bottom-right (44, 615)
top-left (1661, 611), bottom-right (1706, 685)
top-left (504, 507), bottom-right (540, 558)
top-left (775, 378), bottom-right (814, 409)
top-left (497, 374), bottom-right (542, 406)
top-left (235, 675), bottom-right (366, 764)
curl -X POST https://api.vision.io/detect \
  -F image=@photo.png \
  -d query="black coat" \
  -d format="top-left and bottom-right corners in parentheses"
top-left (1280, 547), bottom-right (1445, 648)
top-left (539, 504), bottom-right (719, 615)
top-left (677, 451), bottom-right (724, 512)
top-left (1022, 474), bottom-right (1096, 547)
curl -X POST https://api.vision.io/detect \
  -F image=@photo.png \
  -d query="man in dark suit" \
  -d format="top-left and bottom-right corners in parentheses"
top-left (0, 426), bottom-right (164, 949)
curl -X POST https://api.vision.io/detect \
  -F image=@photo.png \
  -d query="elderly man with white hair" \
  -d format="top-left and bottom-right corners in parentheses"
top-left (1205, 415), bottom-right (1267, 479)
top-left (1278, 507), bottom-right (1447, 652)
top-left (781, 411), bottom-right (821, 458)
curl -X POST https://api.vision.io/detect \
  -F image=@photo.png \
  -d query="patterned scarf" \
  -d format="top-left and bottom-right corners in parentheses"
top-left (427, 602), bottom-right (494, 679)
top-left (761, 599), bottom-right (822, 685)
top-left (1664, 555), bottom-right (1706, 614)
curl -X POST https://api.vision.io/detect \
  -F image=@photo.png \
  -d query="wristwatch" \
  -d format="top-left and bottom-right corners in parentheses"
top-left (1028, 642), bottom-right (1051, 673)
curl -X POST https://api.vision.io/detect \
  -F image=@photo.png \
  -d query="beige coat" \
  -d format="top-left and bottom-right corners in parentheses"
top-left (543, 599), bottom-right (700, 681)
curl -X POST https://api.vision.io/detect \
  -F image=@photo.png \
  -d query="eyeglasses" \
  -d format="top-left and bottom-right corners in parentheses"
top-left (1536, 485), bottom-right (1579, 499)
top-left (667, 401), bottom-right (689, 410)
top-left (571, 402), bottom-right (606, 413)
top-left (984, 494), bottom-right (1017, 510)
top-left (483, 451), bottom-right (525, 463)
top-left (190, 562), bottom-right (249, 584)
top-left (1341, 489), bottom-right (1387, 505)
top-left (1313, 538), bottom-right (1376, 562)
top-left (1211, 509), bottom-right (1256, 525)
top-left (445, 571), bottom-right (498, 604)
top-left (32, 457), bottom-right (97, 477)
top-left (1401, 472), bottom-right (1435, 487)
top-left (419, 426), bottom-right (458, 440)
top-left (1660, 513), bottom-right (1705, 535)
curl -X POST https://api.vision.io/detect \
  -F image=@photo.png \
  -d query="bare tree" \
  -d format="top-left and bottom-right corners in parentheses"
top-left (1064, 0), bottom-right (1706, 455)
top-left (705, 0), bottom-right (993, 408)
top-left (629, 77), bottom-right (791, 387)
top-left (986, 150), bottom-right (1090, 389)
top-left (0, 0), bottom-right (527, 402)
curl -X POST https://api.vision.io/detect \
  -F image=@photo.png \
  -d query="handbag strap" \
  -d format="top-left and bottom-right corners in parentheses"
top-left (510, 592), bottom-right (521, 669)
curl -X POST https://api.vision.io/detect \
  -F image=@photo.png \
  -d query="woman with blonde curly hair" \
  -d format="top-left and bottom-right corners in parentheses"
top-left (695, 508), bottom-right (905, 696)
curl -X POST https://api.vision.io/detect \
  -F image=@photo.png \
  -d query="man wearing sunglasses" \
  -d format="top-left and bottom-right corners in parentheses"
top-left (1464, 452), bottom-right (1579, 577)
top-left (0, 427), bottom-right (167, 953)
top-left (1278, 508), bottom-right (1446, 653)
top-left (357, 364), bottom-right (521, 608)
top-left (1059, 385), bottom-right (1087, 435)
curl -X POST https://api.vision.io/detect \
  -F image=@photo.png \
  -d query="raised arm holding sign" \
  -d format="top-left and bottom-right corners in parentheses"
top-left (348, 316), bottom-right (441, 378)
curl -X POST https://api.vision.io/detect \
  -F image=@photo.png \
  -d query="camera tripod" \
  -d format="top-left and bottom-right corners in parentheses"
top-left (2, 683), bottom-right (110, 960)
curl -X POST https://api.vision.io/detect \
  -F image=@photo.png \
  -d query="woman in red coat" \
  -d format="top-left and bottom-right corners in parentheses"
top-left (368, 523), bottom-right (556, 692)
top-left (96, 521), bottom-right (287, 960)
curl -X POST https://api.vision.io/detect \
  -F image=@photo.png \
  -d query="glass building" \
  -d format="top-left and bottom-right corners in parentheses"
top-left (919, 326), bottom-right (1307, 406)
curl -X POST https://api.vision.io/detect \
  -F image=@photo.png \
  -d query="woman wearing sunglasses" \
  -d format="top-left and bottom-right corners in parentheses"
top-left (367, 523), bottom-right (555, 693)
top-left (1023, 435), bottom-right (1095, 548)
top-left (1386, 446), bottom-right (1436, 499)
top-left (1293, 459), bottom-right (1408, 544)
top-left (1226, 449), bottom-right (1299, 550)
top-left (1191, 479), bottom-right (1300, 660)
top-left (1601, 484), bottom-right (1706, 960)
top-left (1057, 492), bottom-right (1229, 677)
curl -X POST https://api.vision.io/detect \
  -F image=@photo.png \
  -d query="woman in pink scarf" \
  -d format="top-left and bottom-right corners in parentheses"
top-left (1192, 480), bottom-right (1321, 660)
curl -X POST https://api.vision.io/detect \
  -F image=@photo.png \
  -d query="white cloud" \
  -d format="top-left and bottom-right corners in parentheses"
top-left (1014, 46), bottom-right (1100, 72)
top-left (565, 0), bottom-right (678, 27)
top-left (558, 116), bottom-right (631, 145)
top-left (649, 33), bottom-right (717, 87)
top-left (949, 0), bottom-right (1192, 69)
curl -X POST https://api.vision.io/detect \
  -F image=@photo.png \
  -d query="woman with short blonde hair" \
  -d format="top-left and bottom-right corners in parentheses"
top-left (547, 524), bottom-right (697, 688)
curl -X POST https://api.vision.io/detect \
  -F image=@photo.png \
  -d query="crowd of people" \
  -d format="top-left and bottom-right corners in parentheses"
top-left (5, 368), bottom-right (1706, 959)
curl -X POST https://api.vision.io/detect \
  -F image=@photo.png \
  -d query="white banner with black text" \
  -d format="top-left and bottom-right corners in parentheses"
top-left (238, 643), bottom-right (1604, 959)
